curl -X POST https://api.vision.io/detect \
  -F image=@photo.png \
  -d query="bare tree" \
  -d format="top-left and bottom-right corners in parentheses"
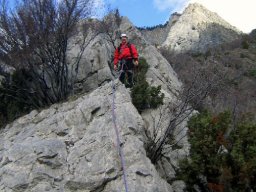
top-left (146, 59), bottom-right (227, 164)
top-left (0, 0), bottom-right (95, 108)
top-left (102, 9), bottom-right (121, 48)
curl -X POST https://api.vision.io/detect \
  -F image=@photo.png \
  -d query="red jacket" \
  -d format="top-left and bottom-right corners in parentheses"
top-left (114, 43), bottom-right (138, 66)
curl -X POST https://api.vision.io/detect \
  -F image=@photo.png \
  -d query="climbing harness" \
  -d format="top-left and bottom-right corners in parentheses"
top-left (111, 63), bottom-right (129, 192)
top-left (118, 59), bottom-right (135, 87)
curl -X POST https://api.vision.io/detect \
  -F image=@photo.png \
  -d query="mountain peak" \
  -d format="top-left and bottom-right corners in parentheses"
top-left (185, 2), bottom-right (209, 11)
top-left (162, 2), bottom-right (242, 53)
top-left (182, 3), bottom-right (237, 29)
top-left (186, 2), bottom-right (209, 10)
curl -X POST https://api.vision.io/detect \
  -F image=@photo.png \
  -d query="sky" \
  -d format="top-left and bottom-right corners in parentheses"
top-left (6, 0), bottom-right (256, 33)
top-left (101, 0), bottom-right (256, 33)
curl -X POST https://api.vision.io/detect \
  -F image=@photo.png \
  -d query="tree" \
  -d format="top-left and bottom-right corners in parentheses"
top-left (131, 58), bottom-right (164, 113)
top-left (229, 120), bottom-right (256, 191)
top-left (178, 110), bottom-right (256, 191)
top-left (0, 0), bottom-right (95, 108)
top-left (0, 0), bottom-right (105, 127)
top-left (146, 61), bottom-right (225, 164)
top-left (97, 8), bottom-right (122, 50)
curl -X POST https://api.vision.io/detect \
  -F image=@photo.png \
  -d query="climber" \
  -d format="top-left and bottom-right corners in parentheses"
top-left (113, 33), bottom-right (139, 88)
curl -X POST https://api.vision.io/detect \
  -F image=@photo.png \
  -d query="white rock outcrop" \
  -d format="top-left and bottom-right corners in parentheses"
top-left (162, 3), bottom-right (242, 53)
top-left (67, 32), bottom-right (114, 93)
top-left (139, 13), bottom-right (181, 47)
top-left (0, 82), bottom-right (175, 192)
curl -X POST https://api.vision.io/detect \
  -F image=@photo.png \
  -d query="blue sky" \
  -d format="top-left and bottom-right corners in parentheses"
top-left (105, 0), bottom-right (178, 28)
top-left (102, 0), bottom-right (256, 33)
top-left (6, 0), bottom-right (256, 33)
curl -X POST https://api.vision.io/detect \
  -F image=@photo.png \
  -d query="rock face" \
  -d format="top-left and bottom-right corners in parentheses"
top-left (139, 24), bottom-right (170, 47)
top-left (0, 3), bottom-right (250, 191)
top-left (0, 82), bottom-right (174, 192)
top-left (139, 13), bottom-right (181, 47)
top-left (0, 16), bottom-right (187, 191)
top-left (138, 3), bottom-right (242, 53)
top-left (162, 3), bottom-right (242, 53)
top-left (67, 32), bottom-right (114, 94)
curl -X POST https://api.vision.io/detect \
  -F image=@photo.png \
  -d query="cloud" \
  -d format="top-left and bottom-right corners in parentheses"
top-left (153, 0), bottom-right (188, 12)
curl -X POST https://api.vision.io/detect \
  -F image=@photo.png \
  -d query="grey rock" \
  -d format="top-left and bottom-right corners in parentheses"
top-left (162, 3), bottom-right (242, 53)
top-left (0, 14), bottom-right (193, 192)
top-left (0, 82), bottom-right (173, 192)
top-left (67, 31), bottom-right (113, 93)
top-left (116, 17), bottom-right (190, 190)
top-left (139, 12), bottom-right (181, 47)
top-left (172, 180), bottom-right (186, 192)
top-left (138, 3), bottom-right (242, 54)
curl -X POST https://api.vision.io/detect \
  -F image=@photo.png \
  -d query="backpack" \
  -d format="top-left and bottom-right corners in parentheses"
top-left (117, 43), bottom-right (134, 58)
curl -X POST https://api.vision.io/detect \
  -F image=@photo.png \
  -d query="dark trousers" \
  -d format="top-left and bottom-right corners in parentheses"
top-left (119, 59), bottom-right (134, 87)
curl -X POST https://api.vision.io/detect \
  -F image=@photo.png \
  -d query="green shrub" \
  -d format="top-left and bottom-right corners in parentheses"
top-left (0, 69), bottom-right (39, 128)
top-left (241, 40), bottom-right (249, 49)
top-left (204, 50), bottom-right (211, 59)
top-left (178, 110), bottom-right (256, 191)
top-left (0, 112), bottom-right (6, 128)
top-left (229, 121), bottom-right (256, 191)
top-left (240, 53), bottom-right (246, 58)
top-left (191, 52), bottom-right (203, 58)
top-left (185, 111), bottom-right (230, 181)
top-left (131, 58), bottom-right (164, 113)
top-left (248, 69), bottom-right (256, 78)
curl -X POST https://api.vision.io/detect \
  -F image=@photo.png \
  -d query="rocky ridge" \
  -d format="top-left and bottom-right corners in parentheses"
top-left (0, 16), bottom-right (187, 191)
top-left (162, 3), bottom-right (242, 53)
top-left (138, 3), bottom-right (242, 53)
top-left (0, 3), bottom-right (243, 191)
top-left (0, 83), bottom-right (173, 192)
top-left (138, 13), bottom-right (181, 47)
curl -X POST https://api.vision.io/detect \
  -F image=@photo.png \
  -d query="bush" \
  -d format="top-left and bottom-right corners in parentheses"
top-left (241, 40), bottom-right (249, 49)
top-left (179, 111), bottom-right (231, 189)
top-left (240, 53), bottom-right (246, 58)
top-left (178, 110), bottom-right (256, 191)
top-left (0, 112), bottom-right (6, 128)
top-left (248, 69), bottom-right (256, 78)
top-left (229, 121), bottom-right (256, 191)
top-left (0, 69), bottom-right (39, 128)
top-left (131, 58), bottom-right (164, 113)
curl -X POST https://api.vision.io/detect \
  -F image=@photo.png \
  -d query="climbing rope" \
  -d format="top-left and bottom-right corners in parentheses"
top-left (111, 62), bottom-right (129, 192)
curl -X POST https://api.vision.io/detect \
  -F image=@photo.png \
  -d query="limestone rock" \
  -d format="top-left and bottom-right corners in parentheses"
top-left (117, 16), bottom-right (191, 187)
top-left (162, 3), bottom-right (242, 53)
top-left (139, 12), bottom-right (181, 47)
top-left (0, 15), bottom-right (190, 192)
top-left (67, 32), bottom-right (113, 93)
top-left (0, 82), bottom-right (173, 192)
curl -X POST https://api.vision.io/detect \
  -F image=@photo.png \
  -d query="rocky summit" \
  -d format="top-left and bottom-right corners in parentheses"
top-left (162, 3), bottom-right (242, 53)
top-left (139, 3), bottom-right (242, 53)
